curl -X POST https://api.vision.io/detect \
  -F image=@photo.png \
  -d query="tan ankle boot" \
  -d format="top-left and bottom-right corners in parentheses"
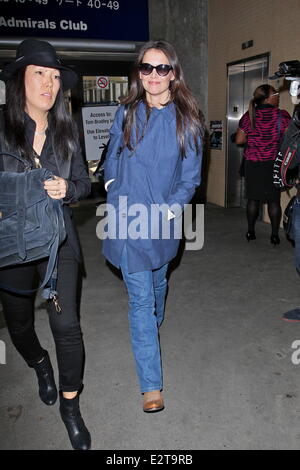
top-left (143, 391), bottom-right (164, 413)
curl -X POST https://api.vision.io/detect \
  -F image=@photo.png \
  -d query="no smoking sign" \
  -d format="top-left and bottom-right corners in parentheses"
top-left (96, 76), bottom-right (110, 90)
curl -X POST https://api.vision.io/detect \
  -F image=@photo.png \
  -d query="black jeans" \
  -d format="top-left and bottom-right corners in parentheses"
top-left (0, 240), bottom-right (84, 392)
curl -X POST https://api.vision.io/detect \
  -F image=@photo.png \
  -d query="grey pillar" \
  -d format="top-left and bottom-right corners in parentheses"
top-left (148, 0), bottom-right (208, 117)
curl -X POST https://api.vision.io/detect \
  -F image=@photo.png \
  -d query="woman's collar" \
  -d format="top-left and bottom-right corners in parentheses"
top-left (256, 104), bottom-right (275, 109)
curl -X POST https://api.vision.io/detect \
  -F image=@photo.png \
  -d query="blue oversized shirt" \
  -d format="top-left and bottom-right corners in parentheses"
top-left (102, 101), bottom-right (202, 273)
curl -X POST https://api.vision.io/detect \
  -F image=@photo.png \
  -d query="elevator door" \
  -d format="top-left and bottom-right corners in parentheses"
top-left (226, 56), bottom-right (269, 207)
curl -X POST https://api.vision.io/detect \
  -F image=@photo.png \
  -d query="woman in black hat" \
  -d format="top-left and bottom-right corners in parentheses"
top-left (0, 39), bottom-right (91, 450)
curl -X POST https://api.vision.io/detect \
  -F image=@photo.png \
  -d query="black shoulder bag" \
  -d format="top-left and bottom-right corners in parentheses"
top-left (273, 114), bottom-right (300, 190)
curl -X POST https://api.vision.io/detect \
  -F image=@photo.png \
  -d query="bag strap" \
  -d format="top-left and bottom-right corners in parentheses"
top-left (16, 171), bottom-right (27, 260)
top-left (0, 151), bottom-right (33, 170)
top-left (122, 104), bottom-right (129, 131)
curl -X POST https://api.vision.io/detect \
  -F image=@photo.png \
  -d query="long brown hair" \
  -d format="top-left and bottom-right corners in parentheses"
top-left (121, 40), bottom-right (204, 156)
top-left (248, 84), bottom-right (274, 129)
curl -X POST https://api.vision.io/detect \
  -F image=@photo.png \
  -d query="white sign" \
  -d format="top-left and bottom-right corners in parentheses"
top-left (96, 76), bottom-right (110, 89)
top-left (81, 105), bottom-right (118, 161)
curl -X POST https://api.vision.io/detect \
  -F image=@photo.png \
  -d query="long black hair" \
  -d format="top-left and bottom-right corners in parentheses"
top-left (121, 40), bottom-right (204, 157)
top-left (3, 67), bottom-right (77, 162)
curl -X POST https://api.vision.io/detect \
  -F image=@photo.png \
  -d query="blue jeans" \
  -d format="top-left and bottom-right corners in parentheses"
top-left (293, 197), bottom-right (300, 274)
top-left (120, 245), bottom-right (169, 393)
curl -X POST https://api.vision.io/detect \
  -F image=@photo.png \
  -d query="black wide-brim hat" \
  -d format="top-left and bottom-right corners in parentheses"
top-left (0, 38), bottom-right (77, 91)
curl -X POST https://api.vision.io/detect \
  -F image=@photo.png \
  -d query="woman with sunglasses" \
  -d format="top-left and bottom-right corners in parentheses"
top-left (235, 84), bottom-right (291, 244)
top-left (102, 40), bottom-right (203, 412)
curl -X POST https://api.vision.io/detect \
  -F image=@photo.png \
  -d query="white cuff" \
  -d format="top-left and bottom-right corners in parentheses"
top-left (105, 178), bottom-right (115, 191)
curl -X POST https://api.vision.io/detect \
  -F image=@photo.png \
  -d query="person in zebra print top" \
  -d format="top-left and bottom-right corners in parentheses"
top-left (235, 84), bottom-right (291, 245)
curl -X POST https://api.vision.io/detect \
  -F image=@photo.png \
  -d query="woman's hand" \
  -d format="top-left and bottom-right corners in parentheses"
top-left (44, 175), bottom-right (68, 200)
top-left (235, 128), bottom-right (247, 145)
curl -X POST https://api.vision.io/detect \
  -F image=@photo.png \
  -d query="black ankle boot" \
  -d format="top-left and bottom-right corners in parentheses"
top-left (246, 230), bottom-right (256, 242)
top-left (270, 234), bottom-right (280, 245)
top-left (59, 392), bottom-right (91, 450)
top-left (30, 351), bottom-right (57, 406)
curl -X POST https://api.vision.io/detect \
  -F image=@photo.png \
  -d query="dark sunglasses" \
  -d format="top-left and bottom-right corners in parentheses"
top-left (138, 63), bottom-right (173, 77)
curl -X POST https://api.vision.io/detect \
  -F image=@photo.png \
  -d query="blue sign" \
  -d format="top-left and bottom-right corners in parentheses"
top-left (0, 0), bottom-right (149, 42)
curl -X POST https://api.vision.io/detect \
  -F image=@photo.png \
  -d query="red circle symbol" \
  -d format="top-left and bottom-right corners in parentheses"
top-left (97, 76), bottom-right (109, 89)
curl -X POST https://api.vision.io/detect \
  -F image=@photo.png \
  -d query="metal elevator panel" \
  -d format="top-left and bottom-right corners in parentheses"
top-left (226, 56), bottom-right (269, 207)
